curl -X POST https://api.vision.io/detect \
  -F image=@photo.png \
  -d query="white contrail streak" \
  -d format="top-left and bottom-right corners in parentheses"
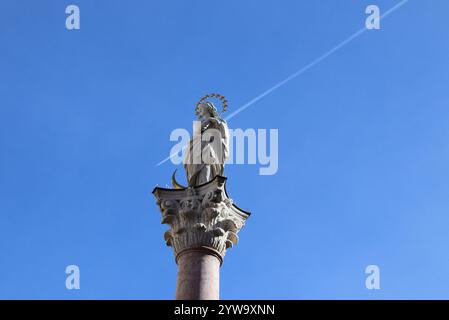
top-left (156, 146), bottom-right (186, 166)
top-left (156, 0), bottom-right (409, 166)
top-left (226, 0), bottom-right (409, 121)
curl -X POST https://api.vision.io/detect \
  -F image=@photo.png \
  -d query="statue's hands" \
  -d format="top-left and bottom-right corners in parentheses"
top-left (208, 118), bottom-right (219, 125)
top-left (202, 118), bottom-right (217, 128)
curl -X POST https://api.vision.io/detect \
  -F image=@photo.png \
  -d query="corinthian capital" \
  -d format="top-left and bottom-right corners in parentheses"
top-left (152, 176), bottom-right (250, 264)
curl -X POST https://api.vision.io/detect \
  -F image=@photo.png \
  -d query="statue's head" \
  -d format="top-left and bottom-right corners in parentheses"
top-left (199, 102), bottom-right (219, 119)
top-left (195, 94), bottom-right (228, 120)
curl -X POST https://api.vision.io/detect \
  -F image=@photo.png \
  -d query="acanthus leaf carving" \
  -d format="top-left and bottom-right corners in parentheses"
top-left (153, 176), bottom-right (249, 263)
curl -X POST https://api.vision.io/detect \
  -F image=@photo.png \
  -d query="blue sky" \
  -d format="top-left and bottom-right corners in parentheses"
top-left (1, 0), bottom-right (449, 299)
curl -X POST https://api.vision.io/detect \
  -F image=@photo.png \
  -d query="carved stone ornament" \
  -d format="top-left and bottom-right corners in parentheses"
top-left (152, 176), bottom-right (250, 264)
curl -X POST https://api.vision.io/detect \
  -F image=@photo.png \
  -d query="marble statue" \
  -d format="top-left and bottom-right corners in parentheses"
top-left (172, 94), bottom-right (229, 188)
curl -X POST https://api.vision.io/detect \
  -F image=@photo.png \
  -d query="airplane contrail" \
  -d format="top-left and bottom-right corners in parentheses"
top-left (157, 0), bottom-right (409, 166)
top-left (226, 0), bottom-right (409, 121)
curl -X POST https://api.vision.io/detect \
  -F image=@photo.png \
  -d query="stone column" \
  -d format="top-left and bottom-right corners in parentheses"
top-left (176, 249), bottom-right (221, 300)
top-left (153, 176), bottom-right (250, 300)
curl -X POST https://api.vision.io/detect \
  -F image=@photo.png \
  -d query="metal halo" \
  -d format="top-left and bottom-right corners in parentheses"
top-left (195, 93), bottom-right (228, 116)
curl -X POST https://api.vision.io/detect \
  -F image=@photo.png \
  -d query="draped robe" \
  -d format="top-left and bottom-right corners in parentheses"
top-left (184, 117), bottom-right (229, 186)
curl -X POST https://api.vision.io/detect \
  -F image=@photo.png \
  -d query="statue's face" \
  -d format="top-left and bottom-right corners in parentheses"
top-left (201, 107), bottom-right (212, 120)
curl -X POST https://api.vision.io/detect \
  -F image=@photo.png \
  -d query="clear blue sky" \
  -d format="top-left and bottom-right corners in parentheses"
top-left (1, 0), bottom-right (449, 299)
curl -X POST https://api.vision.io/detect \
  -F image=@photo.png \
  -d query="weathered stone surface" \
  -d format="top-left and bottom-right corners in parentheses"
top-left (175, 250), bottom-right (221, 300)
top-left (153, 176), bottom-right (250, 263)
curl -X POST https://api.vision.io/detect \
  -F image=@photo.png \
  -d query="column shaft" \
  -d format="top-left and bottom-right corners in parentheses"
top-left (175, 249), bottom-right (221, 300)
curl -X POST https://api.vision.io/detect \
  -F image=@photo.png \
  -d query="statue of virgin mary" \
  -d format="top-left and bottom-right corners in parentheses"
top-left (184, 101), bottom-right (229, 186)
